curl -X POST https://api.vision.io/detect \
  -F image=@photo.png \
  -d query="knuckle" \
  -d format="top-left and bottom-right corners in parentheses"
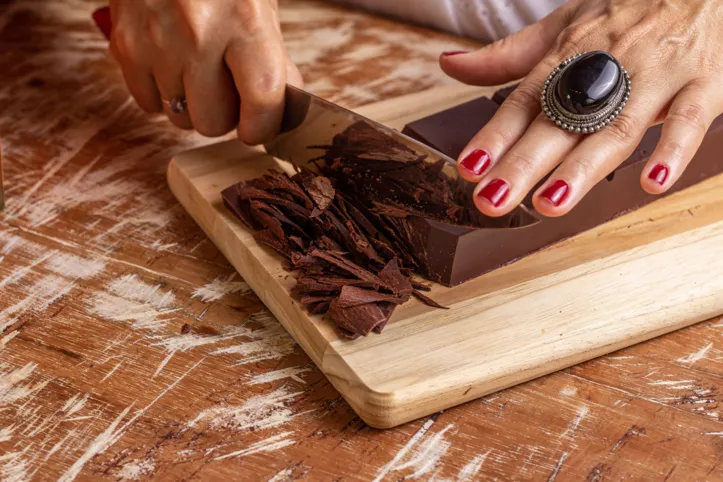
top-left (503, 152), bottom-right (538, 178)
top-left (606, 113), bottom-right (641, 145)
top-left (504, 83), bottom-right (541, 112)
top-left (244, 73), bottom-right (285, 112)
top-left (570, 157), bottom-right (598, 178)
top-left (553, 23), bottom-right (591, 58)
top-left (667, 102), bottom-right (708, 133)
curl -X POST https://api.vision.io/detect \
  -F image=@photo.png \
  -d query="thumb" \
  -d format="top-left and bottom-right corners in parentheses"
top-left (440, 6), bottom-right (571, 86)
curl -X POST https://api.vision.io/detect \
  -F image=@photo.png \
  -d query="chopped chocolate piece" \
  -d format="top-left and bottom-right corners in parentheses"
top-left (326, 298), bottom-right (389, 336)
top-left (301, 295), bottom-right (337, 305)
top-left (301, 174), bottom-right (335, 212)
top-left (180, 323), bottom-right (192, 335)
top-left (308, 301), bottom-right (331, 315)
top-left (412, 290), bottom-right (449, 309)
top-left (310, 249), bottom-right (385, 286)
top-left (411, 280), bottom-right (431, 292)
top-left (337, 286), bottom-right (406, 308)
top-left (379, 258), bottom-right (413, 295)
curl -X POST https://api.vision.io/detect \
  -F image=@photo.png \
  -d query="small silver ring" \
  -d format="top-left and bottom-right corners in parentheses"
top-left (162, 96), bottom-right (187, 114)
top-left (541, 51), bottom-right (631, 135)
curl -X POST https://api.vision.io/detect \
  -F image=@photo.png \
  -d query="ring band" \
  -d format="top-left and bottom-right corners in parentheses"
top-left (162, 96), bottom-right (187, 114)
top-left (541, 51), bottom-right (631, 134)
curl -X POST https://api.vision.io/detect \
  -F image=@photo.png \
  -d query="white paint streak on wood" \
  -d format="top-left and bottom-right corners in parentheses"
top-left (560, 406), bottom-right (588, 440)
top-left (88, 274), bottom-right (179, 331)
top-left (559, 386), bottom-right (577, 397)
top-left (455, 451), bottom-right (491, 482)
top-left (188, 386), bottom-right (302, 432)
top-left (0, 447), bottom-right (31, 482)
top-left (61, 393), bottom-right (91, 418)
top-left (248, 367), bottom-right (312, 385)
top-left (372, 417), bottom-right (437, 482)
top-left (46, 254), bottom-right (106, 280)
top-left (267, 467), bottom-right (295, 482)
top-left (548, 452), bottom-right (568, 482)
top-left (704, 431), bottom-right (723, 435)
top-left (0, 331), bottom-right (19, 350)
top-left (192, 273), bottom-right (250, 303)
top-left (150, 325), bottom-right (250, 378)
top-left (0, 363), bottom-right (49, 406)
top-left (118, 459), bottom-right (156, 480)
top-left (394, 424), bottom-right (453, 479)
top-left (213, 432), bottom-right (296, 461)
top-left (0, 251), bottom-right (57, 290)
top-left (648, 379), bottom-right (696, 388)
top-left (0, 425), bottom-right (15, 443)
top-left (212, 311), bottom-right (297, 365)
top-left (58, 360), bottom-right (202, 482)
top-left (677, 343), bottom-right (713, 365)
top-left (101, 361), bottom-right (124, 382)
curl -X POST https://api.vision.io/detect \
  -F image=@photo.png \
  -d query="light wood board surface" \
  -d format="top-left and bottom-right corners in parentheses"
top-left (168, 84), bottom-right (723, 428)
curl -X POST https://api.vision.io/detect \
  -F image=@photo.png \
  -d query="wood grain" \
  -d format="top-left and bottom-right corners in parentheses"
top-left (3, 0), bottom-right (723, 480)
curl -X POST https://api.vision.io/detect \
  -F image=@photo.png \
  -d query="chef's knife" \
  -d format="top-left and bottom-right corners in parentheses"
top-left (264, 85), bottom-right (462, 179)
top-left (91, 7), bottom-right (461, 180)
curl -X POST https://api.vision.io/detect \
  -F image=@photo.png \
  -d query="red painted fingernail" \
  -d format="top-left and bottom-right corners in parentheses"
top-left (648, 164), bottom-right (669, 185)
top-left (92, 7), bottom-right (112, 40)
top-left (459, 149), bottom-right (491, 176)
top-left (442, 51), bottom-right (469, 57)
top-left (477, 178), bottom-right (510, 207)
top-left (540, 180), bottom-right (570, 207)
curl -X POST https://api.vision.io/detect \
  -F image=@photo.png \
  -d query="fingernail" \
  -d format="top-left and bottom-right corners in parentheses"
top-left (442, 51), bottom-right (469, 57)
top-left (459, 149), bottom-right (491, 176)
top-left (477, 178), bottom-right (510, 207)
top-left (540, 180), bottom-right (570, 207)
top-left (92, 7), bottom-right (112, 40)
top-left (648, 164), bottom-right (669, 185)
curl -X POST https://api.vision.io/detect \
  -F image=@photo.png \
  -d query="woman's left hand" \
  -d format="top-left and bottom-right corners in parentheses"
top-left (440, 0), bottom-right (723, 217)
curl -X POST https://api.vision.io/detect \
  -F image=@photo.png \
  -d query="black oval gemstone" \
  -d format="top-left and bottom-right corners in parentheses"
top-left (556, 51), bottom-right (622, 115)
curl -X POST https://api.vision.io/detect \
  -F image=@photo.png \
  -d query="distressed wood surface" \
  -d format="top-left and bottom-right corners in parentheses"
top-left (1, 0), bottom-right (723, 480)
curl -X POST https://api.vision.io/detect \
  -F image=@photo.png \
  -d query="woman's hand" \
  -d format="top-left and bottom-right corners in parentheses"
top-left (440, 0), bottom-right (723, 217)
top-left (108, 0), bottom-right (303, 143)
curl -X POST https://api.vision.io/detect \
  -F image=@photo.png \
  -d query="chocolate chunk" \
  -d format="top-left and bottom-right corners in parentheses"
top-left (326, 298), bottom-right (389, 336)
top-left (337, 286), bottom-right (406, 308)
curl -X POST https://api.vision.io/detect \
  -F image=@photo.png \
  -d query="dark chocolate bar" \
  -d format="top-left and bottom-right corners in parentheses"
top-left (398, 88), bottom-right (723, 285)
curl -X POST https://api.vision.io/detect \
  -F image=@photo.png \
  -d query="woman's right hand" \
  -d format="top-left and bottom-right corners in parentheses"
top-left (108, 0), bottom-right (303, 143)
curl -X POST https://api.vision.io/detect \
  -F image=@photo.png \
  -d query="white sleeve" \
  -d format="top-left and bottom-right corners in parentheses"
top-left (330, 0), bottom-right (569, 43)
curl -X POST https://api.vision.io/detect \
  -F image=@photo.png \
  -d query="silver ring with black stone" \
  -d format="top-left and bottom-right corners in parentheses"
top-left (541, 51), bottom-right (631, 134)
top-left (162, 96), bottom-right (187, 115)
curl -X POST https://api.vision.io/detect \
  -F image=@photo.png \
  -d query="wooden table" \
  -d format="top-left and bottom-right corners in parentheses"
top-left (1, 1), bottom-right (722, 480)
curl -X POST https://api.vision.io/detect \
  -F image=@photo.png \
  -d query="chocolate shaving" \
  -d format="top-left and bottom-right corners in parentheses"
top-left (412, 289), bottom-right (448, 309)
top-left (221, 122), bottom-right (448, 338)
top-left (337, 286), bottom-right (407, 308)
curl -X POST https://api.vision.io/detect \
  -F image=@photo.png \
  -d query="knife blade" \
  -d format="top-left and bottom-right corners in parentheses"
top-left (264, 85), bottom-right (461, 179)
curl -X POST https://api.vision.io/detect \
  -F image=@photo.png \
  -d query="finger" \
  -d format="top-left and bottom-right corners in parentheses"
top-left (641, 81), bottom-right (720, 194)
top-left (286, 57), bottom-right (304, 89)
top-left (472, 114), bottom-right (579, 216)
top-left (153, 67), bottom-right (193, 130)
top-left (185, 59), bottom-right (239, 137)
top-left (455, 56), bottom-right (566, 182)
top-left (440, 5), bottom-right (572, 86)
top-left (532, 81), bottom-right (669, 217)
top-left (109, 31), bottom-right (162, 113)
top-left (118, 66), bottom-right (163, 113)
top-left (225, 12), bottom-right (287, 145)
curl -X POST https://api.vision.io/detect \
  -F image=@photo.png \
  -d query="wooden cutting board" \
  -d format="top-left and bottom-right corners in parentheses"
top-left (167, 84), bottom-right (723, 429)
